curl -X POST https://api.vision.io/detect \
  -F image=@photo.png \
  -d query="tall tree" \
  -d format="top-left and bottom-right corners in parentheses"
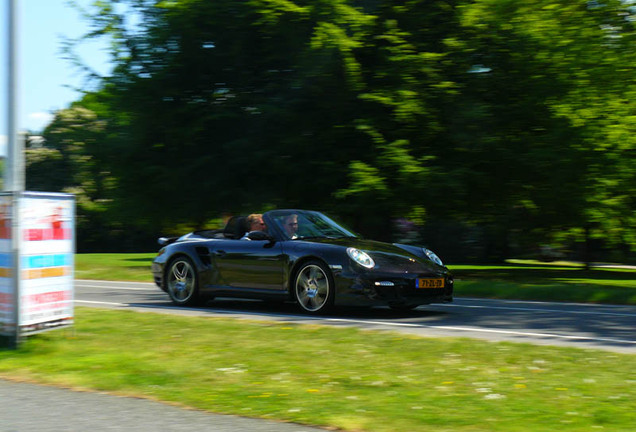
top-left (75, 0), bottom-right (380, 228)
top-left (56, 0), bottom-right (634, 259)
top-left (451, 0), bottom-right (636, 259)
top-left (26, 102), bottom-right (121, 250)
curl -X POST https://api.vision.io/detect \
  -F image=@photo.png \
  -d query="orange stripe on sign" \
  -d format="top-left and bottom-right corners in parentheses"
top-left (22, 267), bottom-right (71, 280)
top-left (0, 268), bottom-right (11, 278)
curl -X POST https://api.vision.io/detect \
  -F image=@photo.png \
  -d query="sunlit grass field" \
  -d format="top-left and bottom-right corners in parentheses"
top-left (75, 254), bottom-right (636, 304)
top-left (1, 308), bottom-right (634, 432)
top-left (75, 253), bottom-right (156, 282)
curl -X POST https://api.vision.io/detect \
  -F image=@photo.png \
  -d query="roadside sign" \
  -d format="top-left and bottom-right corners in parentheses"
top-left (0, 192), bottom-right (75, 339)
top-left (2, 1), bottom-right (75, 346)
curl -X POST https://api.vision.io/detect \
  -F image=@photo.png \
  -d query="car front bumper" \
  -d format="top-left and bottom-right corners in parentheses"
top-left (151, 261), bottom-right (167, 292)
top-left (333, 270), bottom-right (453, 307)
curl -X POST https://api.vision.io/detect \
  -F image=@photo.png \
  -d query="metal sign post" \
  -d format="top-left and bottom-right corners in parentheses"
top-left (7, 0), bottom-right (20, 192)
top-left (3, 0), bottom-right (21, 348)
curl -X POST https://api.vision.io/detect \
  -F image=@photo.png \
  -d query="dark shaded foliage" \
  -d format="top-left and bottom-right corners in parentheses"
top-left (26, 0), bottom-right (635, 261)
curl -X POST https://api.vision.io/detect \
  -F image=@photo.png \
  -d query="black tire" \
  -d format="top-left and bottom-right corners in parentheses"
top-left (165, 256), bottom-right (199, 306)
top-left (293, 260), bottom-right (334, 314)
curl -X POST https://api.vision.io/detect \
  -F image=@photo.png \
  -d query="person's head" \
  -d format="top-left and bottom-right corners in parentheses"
top-left (246, 214), bottom-right (266, 232)
top-left (283, 214), bottom-right (298, 237)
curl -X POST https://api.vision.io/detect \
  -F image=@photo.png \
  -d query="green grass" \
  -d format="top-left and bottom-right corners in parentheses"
top-left (75, 253), bottom-right (156, 282)
top-left (449, 260), bottom-right (636, 305)
top-left (1, 308), bottom-right (634, 432)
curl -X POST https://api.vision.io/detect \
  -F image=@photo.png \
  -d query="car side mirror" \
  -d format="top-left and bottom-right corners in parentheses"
top-left (247, 231), bottom-right (274, 242)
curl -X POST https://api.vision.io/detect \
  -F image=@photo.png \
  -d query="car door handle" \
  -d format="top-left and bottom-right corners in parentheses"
top-left (214, 250), bottom-right (227, 257)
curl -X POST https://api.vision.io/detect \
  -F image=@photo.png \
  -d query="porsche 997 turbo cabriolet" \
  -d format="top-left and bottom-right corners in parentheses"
top-left (152, 209), bottom-right (453, 314)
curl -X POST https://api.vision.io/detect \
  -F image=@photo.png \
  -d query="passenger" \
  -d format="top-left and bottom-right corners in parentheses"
top-left (241, 214), bottom-right (266, 240)
top-left (283, 214), bottom-right (299, 239)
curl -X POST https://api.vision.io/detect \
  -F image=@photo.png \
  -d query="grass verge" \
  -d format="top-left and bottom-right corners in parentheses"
top-left (450, 260), bottom-right (636, 304)
top-left (1, 308), bottom-right (635, 432)
top-left (75, 253), bottom-right (156, 282)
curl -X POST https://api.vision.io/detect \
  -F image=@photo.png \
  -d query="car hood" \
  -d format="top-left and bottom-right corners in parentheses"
top-left (297, 237), bottom-right (447, 274)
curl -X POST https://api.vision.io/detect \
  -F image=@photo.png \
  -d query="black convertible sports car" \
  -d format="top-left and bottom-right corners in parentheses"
top-left (152, 209), bottom-right (453, 313)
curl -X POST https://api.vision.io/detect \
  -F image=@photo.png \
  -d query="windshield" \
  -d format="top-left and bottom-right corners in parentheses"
top-left (267, 210), bottom-right (357, 240)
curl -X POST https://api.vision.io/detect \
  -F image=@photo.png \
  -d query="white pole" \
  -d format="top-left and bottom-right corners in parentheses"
top-left (6, 0), bottom-right (21, 348)
top-left (6, 0), bottom-right (22, 193)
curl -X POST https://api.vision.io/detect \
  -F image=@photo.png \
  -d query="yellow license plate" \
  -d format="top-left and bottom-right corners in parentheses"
top-left (417, 278), bottom-right (445, 289)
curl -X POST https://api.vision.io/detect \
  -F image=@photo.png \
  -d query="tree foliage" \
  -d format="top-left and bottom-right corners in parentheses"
top-left (27, 0), bottom-right (635, 260)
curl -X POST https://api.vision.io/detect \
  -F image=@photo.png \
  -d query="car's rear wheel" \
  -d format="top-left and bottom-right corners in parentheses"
top-left (166, 257), bottom-right (199, 306)
top-left (294, 261), bottom-right (334, 314)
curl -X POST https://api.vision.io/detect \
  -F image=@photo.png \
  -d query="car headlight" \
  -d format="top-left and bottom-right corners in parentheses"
top-left (423, 248), bottom-right (443, 266)
top-left (347, 247), bottom-right (375, 269)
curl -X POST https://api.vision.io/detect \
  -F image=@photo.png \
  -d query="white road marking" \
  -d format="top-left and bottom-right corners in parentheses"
top-left (322, 318), bottom-right (636, 345)
top-left (436, 303), bottom-right (636, 318)
top-left (76, 284), bottom-right (157, 291)
top-left (74, 299), bottom-right (636, 346)
top-left (77, 281), bottom-right (636, 317)
top-left (76, 279), bottom-right (154, 284)
top-left (76, 300), bottom-right (125, 306)
top-left (460, 296), bottom-right (633, 309)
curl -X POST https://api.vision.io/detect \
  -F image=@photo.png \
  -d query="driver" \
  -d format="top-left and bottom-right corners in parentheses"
top-left (283, 214), bottom-right (299, 239)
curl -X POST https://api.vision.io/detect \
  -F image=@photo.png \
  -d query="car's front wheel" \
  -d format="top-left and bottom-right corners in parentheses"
top-left (166, 256), bottom-right (199, 306)
top-left (294, 261), bottom-right (334, 314)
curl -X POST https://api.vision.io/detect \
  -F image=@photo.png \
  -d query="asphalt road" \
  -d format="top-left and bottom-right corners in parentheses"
top-left (0, 380), bottom-right (323, 432)
top-left (75, 279), bottom-right (636, 354)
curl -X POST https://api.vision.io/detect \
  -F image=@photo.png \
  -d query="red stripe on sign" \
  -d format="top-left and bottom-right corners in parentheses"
top-left (24, 291), bottom-right (71, 304)
top-left (24, 228), bottom-right (71, 241)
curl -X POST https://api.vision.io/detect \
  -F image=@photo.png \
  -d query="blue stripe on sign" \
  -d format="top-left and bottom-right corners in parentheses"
top-left (22, 254), bottom-right (72, 269)
top-left (0, 253), bottom-right (11, 267)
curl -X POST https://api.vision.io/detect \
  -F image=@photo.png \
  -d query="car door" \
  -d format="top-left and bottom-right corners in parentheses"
top-left (211, 239), bottom-right (286, 290)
